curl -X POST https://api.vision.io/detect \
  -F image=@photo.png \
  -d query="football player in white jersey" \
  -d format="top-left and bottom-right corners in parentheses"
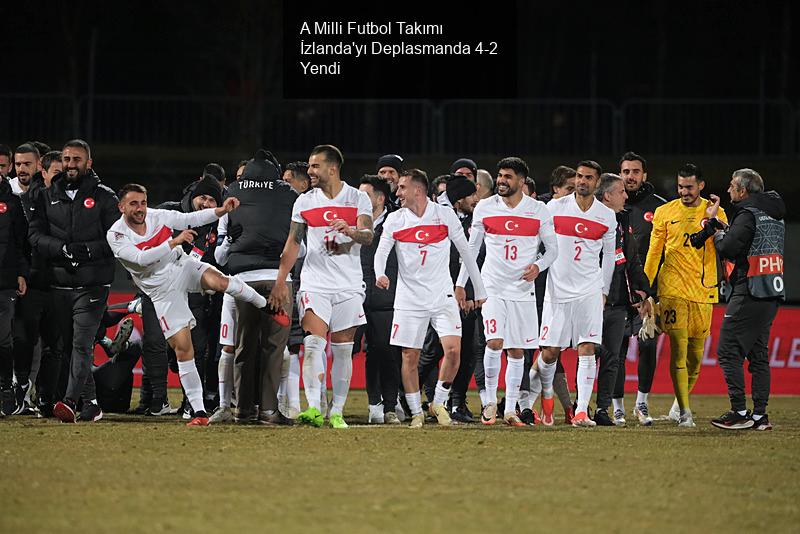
top-left (269, 145), bottom-right (374, 429)
top-left (108, 184), bottom-right (270, 426)
top-left (456, 157), bottom-right (558, 426)
top-left (374, 169), bottom-right (486, 428)
top-left (539, 161), bottom-right (616, 427)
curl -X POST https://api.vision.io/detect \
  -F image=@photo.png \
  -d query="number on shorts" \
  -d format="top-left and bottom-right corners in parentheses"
top-left (664, 309), bottom-right (677, 324)
top-left (541, 325), bottom-right (549, 340)
top-left (221, 324), bottom-right (228, 338)
top-left (420, 249), bottom-right (427, 266)
top-left (160, 316), bottom-right (170, 333)
top-left (504, 244), bottom-right (518, 261)
top-left (392, 323), bottom-right (399, 339)
top-left (574, 245), bottom-right (582, 261)
top-left (485, 318), bottom-right (497, 334)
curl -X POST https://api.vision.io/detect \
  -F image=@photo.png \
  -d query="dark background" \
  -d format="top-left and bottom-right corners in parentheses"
top-left (2, 0), bottom-right (798, 207)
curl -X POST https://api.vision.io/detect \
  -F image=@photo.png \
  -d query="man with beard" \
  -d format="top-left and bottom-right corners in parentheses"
top-left (0, 145), bottom-right (12, 179)
top-left (456, 157), bottom-right (557, 426)
top-left (10, 143), bottom-right (41, 196)
top-left (611, 152), bottom-right (666, 426)
top-left (376, 154), bottom-right (403, 210)
top-left (28, 139), bottom-right (119, 423)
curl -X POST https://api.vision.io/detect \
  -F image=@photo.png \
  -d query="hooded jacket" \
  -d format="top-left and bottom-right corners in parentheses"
top-left (28, 169), bottom-right (118, 288)
top-left (0, 178), bottom-right (29, 289)
top-left (625, 181), bottom-right (667, 261)
top-left (715, 190), bottom-right (786, 297)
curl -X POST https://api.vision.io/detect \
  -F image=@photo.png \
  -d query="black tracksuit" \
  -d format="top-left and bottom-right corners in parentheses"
top-left (596, 209), bottom-right (652, 410)
top-left (28, 170), bottom-right (118, 403)
top-left (360, 209), bottom-right (401, 413)
top-left (0, 179), bottom-right (29, 390)
top-left (715, 191), bottom-right (785, 415)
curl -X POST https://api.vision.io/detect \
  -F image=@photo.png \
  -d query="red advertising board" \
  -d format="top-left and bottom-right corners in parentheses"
top-left (97, 294), bottom-right (800, 395)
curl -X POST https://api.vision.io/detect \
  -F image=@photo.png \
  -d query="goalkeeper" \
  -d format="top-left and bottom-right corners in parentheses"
top-left (643, 164), bottom-right (727, 428)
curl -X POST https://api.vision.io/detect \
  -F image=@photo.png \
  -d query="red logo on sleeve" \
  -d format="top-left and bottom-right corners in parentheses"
top-left (84, 198), bottom-right (96, 209)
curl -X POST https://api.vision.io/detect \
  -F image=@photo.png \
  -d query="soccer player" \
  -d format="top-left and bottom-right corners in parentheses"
top-left (644, 164), bottom-right (727, 428)
top-left (539, 160), bottom-right (616, 427)
top-left (374, 169), bottom-right (486, 428)
top-left (268, 145), bottom-right (373, 429)
top-left (455, 157), bottom-right (557, 426)
top-left (108, 183), bottom-right (268, 426)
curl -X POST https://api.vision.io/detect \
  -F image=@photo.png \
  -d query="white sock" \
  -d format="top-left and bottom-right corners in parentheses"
top-left (538, 358), bottom-right (557, 399)
top-left (612, 398), bottom-right (624, 413)
top-left (330, 342), bottom-right (353, 416)
top-left (288, 352), bottom-right (301, 412)
top-left (405, 391), bottom-right (423, 415)
top-left (530, 372), bottom-right (542, 405)
top-left (433, 380), bottom-right (450, 407)
top-left (177, 359), bottom-right (205, 414)
top-left (302, 335), bottom-right (326, 411)
top-left (636, 390), bottom-right (648, 405)
top-left (672, 398), bottom-right (680, 413)
top-left (218, 349), bottom-right (234, 408)
top-left (278, 347), bottom-right (290, 403)
top-left (483, 347), bottom-right (502, 405)
top-left (576, 355), bottom-right (597, 414)
top-left (737, 409), bottom-right (748, 416)
top-left (519, 390), bottom-right (533, 411)
top-left (752, 413), bottom-right (763, 420)
top-left (225, 276), bottom-right (267, 308)
top-left (479, 389), bottom-right (488, 407)
top-left (504, 357), bottom-right (524, 416)
top-left (320, 351), bottom-right (329, 410)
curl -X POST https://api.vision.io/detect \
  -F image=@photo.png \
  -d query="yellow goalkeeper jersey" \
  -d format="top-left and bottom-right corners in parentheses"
top-left (644, 198), bottom-right (727, 304)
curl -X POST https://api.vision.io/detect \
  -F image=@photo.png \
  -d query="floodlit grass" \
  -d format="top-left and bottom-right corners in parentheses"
top-left (1, 392), bottom-right (798, 533)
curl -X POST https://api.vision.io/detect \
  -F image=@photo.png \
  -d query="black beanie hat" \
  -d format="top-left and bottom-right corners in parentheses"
top-left (376, 154), bottom-right (404, 174)
top-left (242, 149), bottom-right (281, 182)
top-left (192, 174), bottom-right (223, 206)
top-left (449, 158), bottom-right (478, 176)
top-left (202, 163), bottom-right (226, 184)
top-left (446, 174), bottom-right (477, 204)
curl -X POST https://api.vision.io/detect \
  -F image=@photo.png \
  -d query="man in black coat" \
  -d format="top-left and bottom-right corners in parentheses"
top-left (705, 169), bottom-right (785, 431)
top-left (28, 139), bottom-right (119, 423)
top-left (0, 177), bottom-right (29, 415)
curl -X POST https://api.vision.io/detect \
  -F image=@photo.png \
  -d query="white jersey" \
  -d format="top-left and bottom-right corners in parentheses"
top-left (291, 183), bottom-right (372, 294)
top-left (457, 195), bottom-right (558, 301)
top-left (107, 207), bottom-right (219, 295)
top-left (544, 193), bottom-right (616, 303)
top-left (375, 199), bottom-right (486, 311)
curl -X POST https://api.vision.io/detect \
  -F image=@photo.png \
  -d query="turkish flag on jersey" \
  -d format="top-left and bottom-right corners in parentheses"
top-left (392, 224), bottom-right (449, 244)
top-left (135, 226), bottom-right (173, 250)
top-left (553, 215), bottom-right (608, 240)
top-left (301, 206), bottom-right (358, 227)
top-left (483, 216), bottom-right (540, 236)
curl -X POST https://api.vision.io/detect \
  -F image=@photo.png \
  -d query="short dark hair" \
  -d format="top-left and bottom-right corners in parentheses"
top-left (576, 160), bottom-right (602, 176)
top-left (619, 151), bottom-right (647, 172)
top-left (310, 144), bottom-right (344, 168)
top-left (203, 163), bottom-right (226, 184)
top-left (550, 165), bottom-right (576, 190)
top-left (496, 156), bottom-right (529, 178)
top-left (0, 145), bottom-right (11, 159)
top-left (431, 174), bottom-right (449, 198)
top-left (286, 161), bottom-right (309, 178)
top-left (524, 176), bottom-right (537, 195)
top-left (42, 151), bottom-right (62, 172)
top-left (595, 173), bottom-right (624, 201)
top-left (360, 174), bottom-right (391, 202)
top-left (63, 139), bottom-right (91, 159)
top-left (15, 143), bottom-right (40, 159)
top-left (118, 183), bottom-right (147, 200)
top-left (29, 141), bottom-right (51, 157)
top-left (400, 168), bottom-right (429, 192)
top-left (678, 163), bottom-right (703, 182)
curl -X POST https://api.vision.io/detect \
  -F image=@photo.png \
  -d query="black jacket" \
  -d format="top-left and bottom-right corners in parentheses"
top-left (158, 183), bottom-right (220, 268)
top-left (606, 210), bottom-right (652, 308)
top-left (716, 191), bottom-right (786, 296)
top-left (20, 172), bottom-right (53, 289)
top-left (625, 181), bottom-right (667, 261)
top-left (28, 170), bottom-right (118, 288)
top-left (361, 210), bottom-right (398, 311)
top-left (449, 211), bottom-right (484, 301)
top-left (224, 177), bottom-right (297, 274)
top-left (0, 179), bottom-right (29, 290)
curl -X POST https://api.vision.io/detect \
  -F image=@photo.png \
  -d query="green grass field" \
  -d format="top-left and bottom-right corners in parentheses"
top-left (2, 392), bottom-right (798, 533)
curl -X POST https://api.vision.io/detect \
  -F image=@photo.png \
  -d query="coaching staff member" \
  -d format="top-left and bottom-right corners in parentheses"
top-left (28, 139), bottom-right (119, 423)
top-left (698, 169), bottom-right (785, 431)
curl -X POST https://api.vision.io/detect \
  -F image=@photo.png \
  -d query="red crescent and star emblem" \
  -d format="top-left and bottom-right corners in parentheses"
top-left (0, 203), bottom-right (6, 214)
top-left (84, 198), bottom-right (96, 209)
top-left (643, 211), bottom-right (654, 223)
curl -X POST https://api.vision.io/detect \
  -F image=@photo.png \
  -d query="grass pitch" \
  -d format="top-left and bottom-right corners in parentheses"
top-left (1, 392), bottom-right (798, 534)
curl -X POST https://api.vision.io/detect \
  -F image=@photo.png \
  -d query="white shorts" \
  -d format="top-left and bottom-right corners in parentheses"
top-left (390, 297), bottom-right (462, 350)
top-left (219, 293), bottom-right (237, 346)
top-left (539, 292), bottom-right (603, 349)
top-left (298, 290), bottom-right (366, 333)
top-left (482, 297), bottom-right (539, 349)
top-left (150, 257), bottom-right (212, 340)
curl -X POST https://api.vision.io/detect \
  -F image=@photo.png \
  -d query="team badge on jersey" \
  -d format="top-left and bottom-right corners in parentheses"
top-left (644, 211), bottom-right (654, 222)
top-left (0, 202), bottom-right (6, 214)
top-left (84, 198), bottom-right (96, 209)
